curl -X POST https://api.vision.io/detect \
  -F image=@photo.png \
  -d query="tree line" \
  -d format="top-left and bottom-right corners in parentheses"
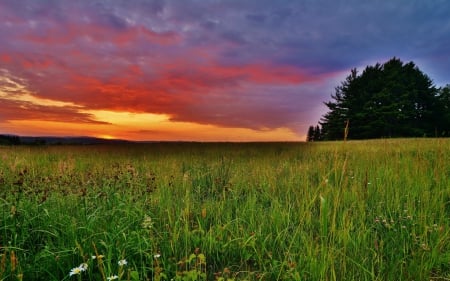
top-left (308, 57), bottom-right (450, 141)
top-left (0, 135), bottom-right (21, 145)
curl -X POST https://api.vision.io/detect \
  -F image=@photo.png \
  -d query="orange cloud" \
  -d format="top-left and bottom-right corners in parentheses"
top-left (3, 55), bottom-right (312, 130)
top-left (0, 98), bottom-right (108, 124)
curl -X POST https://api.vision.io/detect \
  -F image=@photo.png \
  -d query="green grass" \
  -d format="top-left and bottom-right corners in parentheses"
top-left (0, 139), bottom-right (449, 280)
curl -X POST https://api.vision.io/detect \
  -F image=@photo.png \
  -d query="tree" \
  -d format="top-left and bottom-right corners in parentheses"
top-left (313, 125), bottom-right (322, 141)
top-left (307, 125), bottom-right (323, 142)
top-left (316, 57), bottom-right (444, 140)
top-left (435, 85), bottom-right (450, 136)
top-left (0, 135), bottom-right (21, 145)
top-left (319, 68), bottom-right (358, 140)
top-left (307, 126), bottom-right (315, 142)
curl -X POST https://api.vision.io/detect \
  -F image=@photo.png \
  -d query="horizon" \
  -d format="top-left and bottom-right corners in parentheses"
top-left (1, 1), bottom-right (449, 141)
top-left (1, 133), bottom-right (308, 143)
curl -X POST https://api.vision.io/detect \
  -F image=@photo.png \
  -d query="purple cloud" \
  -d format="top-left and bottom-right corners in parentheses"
top-left (0, 0), bottom-right (449, 140)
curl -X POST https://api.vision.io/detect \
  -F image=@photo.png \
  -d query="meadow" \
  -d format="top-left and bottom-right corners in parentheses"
top-left (0, 139), bottom-right (449, 281)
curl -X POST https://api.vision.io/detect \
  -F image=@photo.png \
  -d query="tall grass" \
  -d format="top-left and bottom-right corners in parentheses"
top-left (0, 139), bottom-right (449, 280)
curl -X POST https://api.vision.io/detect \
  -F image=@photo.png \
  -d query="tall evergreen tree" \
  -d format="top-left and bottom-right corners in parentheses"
top-left (319, 58), bottom-right (442, 140)
top-left (435, 85), bottom-right (450, 136)
top-left (320, 68), bottom-right (358, 140)
top-left (306, 126), bottom-right (315, 142)
top-left (313, 125), bottom-right (322, 141)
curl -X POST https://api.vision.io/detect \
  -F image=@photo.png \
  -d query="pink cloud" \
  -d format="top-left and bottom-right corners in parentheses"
top-left (0, 1), bottom-right (322, 134)
top-left (1, 45), bottom-right (316, 130)
top-left (0, 98), bottom-right (108, 124)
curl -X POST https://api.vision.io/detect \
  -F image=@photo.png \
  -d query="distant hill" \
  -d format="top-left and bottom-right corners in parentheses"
top-left (0, 134), bottom-right (131, 145)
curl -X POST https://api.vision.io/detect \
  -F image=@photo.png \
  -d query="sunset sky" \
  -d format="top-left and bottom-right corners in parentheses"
top-left (1, 1), bottom-right (449, 141)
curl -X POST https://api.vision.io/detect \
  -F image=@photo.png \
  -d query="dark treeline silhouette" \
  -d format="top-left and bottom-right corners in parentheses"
top-left (308, 57), bottom-right (450, 141)
top-left (0, 135), bottom-right (21, 145)
top-left (0, 135), bottom-right (133, 145)
top-left (306, 125), bottom-right (323, 142)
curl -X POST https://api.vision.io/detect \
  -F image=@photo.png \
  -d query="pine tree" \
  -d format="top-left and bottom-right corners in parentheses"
top-left (320, 69), bottom-right (358, 140)
top-left (319, 58), bottom-right (442, 140)
top-left (435, 85), bottom-right (450, 136)
top-left (313, 125), bottom-right (322, 141)
top-left (306, 126), bottom-right (315, 142)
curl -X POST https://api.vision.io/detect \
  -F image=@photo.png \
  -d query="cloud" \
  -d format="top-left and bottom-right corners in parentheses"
top-left (0, 0), bottom-right (449, 140)
top-left (0, 69), bottom-right (106, 124)
top-left (0, 98), bottom-right (108, 124)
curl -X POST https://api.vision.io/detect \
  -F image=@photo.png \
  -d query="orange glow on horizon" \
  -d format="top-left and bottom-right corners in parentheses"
top-left (97, 134), bottom-right (115, 140)
top-left (3, 118), bottom-right (303, 142)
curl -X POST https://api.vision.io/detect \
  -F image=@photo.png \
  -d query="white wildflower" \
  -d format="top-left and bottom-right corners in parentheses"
top-left (69, 264), bottom-right (87, 276)
top-left (69, 267), bottom-right (82, 276)
top-left (80, 263), bottom-right (88, 271)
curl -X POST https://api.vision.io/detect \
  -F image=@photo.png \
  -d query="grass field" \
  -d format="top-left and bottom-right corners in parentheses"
top-left (1, 139), bottom-right (449, 280)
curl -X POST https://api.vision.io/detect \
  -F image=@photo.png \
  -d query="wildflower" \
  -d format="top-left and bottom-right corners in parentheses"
top-left (107, 275), bottom-right (119, 280)
top-left (69, 263), bottom-right (89, 276)
top-left (92, 254), bottom-right (105, 259)
top-left (118, 259), bottom-right (127, 266)
top-left (69, 267), bottom-right (81, 276)
top-left (80, 263), bottom-right (88, 271)
top-left (154, 253), bottom-right (161, 259)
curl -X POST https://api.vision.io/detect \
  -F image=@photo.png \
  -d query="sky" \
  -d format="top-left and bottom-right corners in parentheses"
top-left (1, 0), bottom-right (449, 141)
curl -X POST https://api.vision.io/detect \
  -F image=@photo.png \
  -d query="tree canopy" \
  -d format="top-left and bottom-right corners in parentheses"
top-left (310, 57), bottom-right (450, 141)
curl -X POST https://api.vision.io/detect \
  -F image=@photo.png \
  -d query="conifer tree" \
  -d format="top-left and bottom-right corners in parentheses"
top-left (317, 57), bottom-right (443, 140)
